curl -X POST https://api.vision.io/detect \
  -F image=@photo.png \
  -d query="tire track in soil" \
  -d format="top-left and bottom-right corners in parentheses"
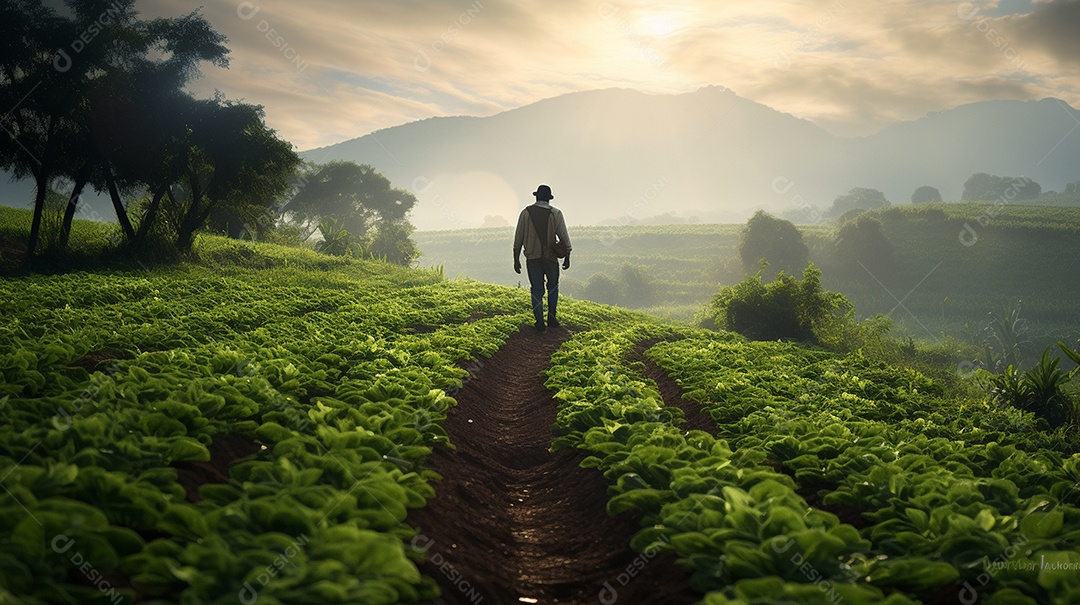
top-left (408, 328), bottom-right (699, 605)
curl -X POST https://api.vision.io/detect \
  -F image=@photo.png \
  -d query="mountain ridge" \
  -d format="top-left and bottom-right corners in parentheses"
top-left (301, 87), bottom-right (1080, 230)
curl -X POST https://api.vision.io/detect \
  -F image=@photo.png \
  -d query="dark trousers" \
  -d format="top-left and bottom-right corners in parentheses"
top-left (526, 258), bottom-right (559, 324)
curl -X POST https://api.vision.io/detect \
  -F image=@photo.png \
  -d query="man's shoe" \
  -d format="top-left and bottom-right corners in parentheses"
top-left (534, 321), bottom-right (546, 333)
top-left (548, 318), bottom-right (561, 329)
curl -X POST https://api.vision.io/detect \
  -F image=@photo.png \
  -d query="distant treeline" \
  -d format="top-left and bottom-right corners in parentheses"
top-left (778, 173), bottom-right (1080, 226)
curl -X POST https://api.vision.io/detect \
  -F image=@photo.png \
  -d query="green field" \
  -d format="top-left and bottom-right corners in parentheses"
top-left (3, 209), bottom-right (1080, 603)
top-left (415, 203), bottom-right (1080, 365)
top-left (0, 236), bottom-right (531, 603)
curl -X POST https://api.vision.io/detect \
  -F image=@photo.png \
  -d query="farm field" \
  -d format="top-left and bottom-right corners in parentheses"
top-left (414, 203), bottom-right (1080, 364)
top-left (2, 233), bottom-right (1080, 603)
top-left (8, 2), bottom-right (1080, 602)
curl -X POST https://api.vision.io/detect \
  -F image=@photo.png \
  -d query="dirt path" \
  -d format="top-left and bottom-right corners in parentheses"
top-left (408, 328), bottom-right (698, 604)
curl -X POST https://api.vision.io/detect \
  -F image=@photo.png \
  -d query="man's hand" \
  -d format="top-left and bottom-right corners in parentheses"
top-left (562, 252), bottom-right (571, 270)
top-left (514, 257), bottom-right (522, 274)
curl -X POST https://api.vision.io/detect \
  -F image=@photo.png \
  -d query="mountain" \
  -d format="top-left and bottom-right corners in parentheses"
top-left (302, 88), bottom-right (1080, 230)
top-left (849, 98), bottom-right (1080, 203)
top-left (302, 87), bottom-right (844, 229)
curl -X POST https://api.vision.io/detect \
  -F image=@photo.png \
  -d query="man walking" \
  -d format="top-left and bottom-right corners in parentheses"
top-left (514, 184), bottom-right (572, 332)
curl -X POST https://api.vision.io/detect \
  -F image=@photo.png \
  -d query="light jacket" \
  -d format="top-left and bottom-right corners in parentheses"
top-left (514, 201), bottom-right (572, 260)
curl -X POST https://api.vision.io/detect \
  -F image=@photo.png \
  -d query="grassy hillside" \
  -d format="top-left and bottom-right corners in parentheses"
top-left (3, 230), bottom-right (1080, 603)
top-left (1, 206), bottom-right (122, 273)
top-left (415, 203), bottom-right (1080, 365)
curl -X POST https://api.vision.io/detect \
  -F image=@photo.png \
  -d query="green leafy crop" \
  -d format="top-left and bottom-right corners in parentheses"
top-left (0, 238), bottom-right (531, 603)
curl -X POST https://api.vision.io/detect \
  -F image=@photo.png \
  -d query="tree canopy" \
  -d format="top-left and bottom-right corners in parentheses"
top-left (827, 187), bottom-right (890, 218)
top-left (739, 210), bottom-right (809, 277)
top-left (1, 0), bottom-right (241, 263)
top-left (911, 185), bottom-right (943, 203)
top-left (283, 161), bottom-right (419, 265)
top-left (961, 172), bottom-right (1041, 202)
top-left (834, 214), bottom-right (895, 276)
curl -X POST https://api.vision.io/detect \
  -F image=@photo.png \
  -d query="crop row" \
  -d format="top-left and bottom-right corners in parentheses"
top-left (650, 335), bottom-right (1080, 604)
top-left (0, 243), bottom-right (530, 604)
top-left (548, 319), bottom-right (1080, 604)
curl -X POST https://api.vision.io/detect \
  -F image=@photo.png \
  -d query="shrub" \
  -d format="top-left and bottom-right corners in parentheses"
top-left (699, 264), bottom-right (852, 345)
top-left (989, 349), bottom-right (1077, 429)
top-left (834, 214), bottom-right (895, 276)
top-left (579, 264), bottom-right (658, 308)
top-left (582, 273), bottom-right (622, 305)
top-left (315, 216), bottom-right (364, 258)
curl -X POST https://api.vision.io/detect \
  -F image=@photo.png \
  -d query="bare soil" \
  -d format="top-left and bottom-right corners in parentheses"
top-left (408, 327), bottom-right (699, 604)
top-left (630, 340), bottom-right (716, 435)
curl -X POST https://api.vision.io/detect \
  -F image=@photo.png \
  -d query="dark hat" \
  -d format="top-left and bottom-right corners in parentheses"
top-left (533, 184), bottom-right (554, 200)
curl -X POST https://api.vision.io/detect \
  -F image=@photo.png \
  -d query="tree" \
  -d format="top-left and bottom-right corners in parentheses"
top-left (369, 220), bottom-right (420, 266)
top-left (581, 273), bottom-right (622, 306)
top-left (126, 90), bottom-right (202, 247)
top-left (76, 10), bottom-right (230, 250)
top-left (827, 187), bottom-right (890, 218)
top-left (962, 172), bottom-right (1041, 201)
top-left (1, 1), bottom-right (229, 263)
top-left (739, 210), bottom-right (809, 277)
top-left (961, 172), bottom-right (998, 201)
top-left (911, 185), bottom-right (943, 203)
top-left (171, 99), bottom-right (299, 251)
top-left (285, 162), bottom-right (414, 235)
top-left (0, 1), bottom-right (72, 265)
top-left (1016, 178), bottom-right (1041, 200)
top-left (834, 215), bottom-right (895, 276)
top-left (283, 161), bottom-right (419, 265)
top-left (617, 264), bottom-right (657, 307)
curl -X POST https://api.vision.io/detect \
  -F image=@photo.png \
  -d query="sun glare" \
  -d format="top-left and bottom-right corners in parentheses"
top-left (638, 13), bottom-right (678, 37)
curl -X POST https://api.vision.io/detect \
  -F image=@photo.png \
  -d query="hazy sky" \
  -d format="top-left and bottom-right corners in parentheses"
top-left (132, 0), bottom-right (1080, 150)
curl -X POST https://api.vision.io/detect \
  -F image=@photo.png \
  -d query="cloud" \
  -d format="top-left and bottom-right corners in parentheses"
top-left (128, 0), bottom-right (1080, 149)
top-left (1009, 0), bottom-right (1080, 66)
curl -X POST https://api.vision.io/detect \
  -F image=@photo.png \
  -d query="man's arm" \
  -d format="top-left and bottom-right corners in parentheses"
top-left (513, 210), bottom-right (527, 273)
